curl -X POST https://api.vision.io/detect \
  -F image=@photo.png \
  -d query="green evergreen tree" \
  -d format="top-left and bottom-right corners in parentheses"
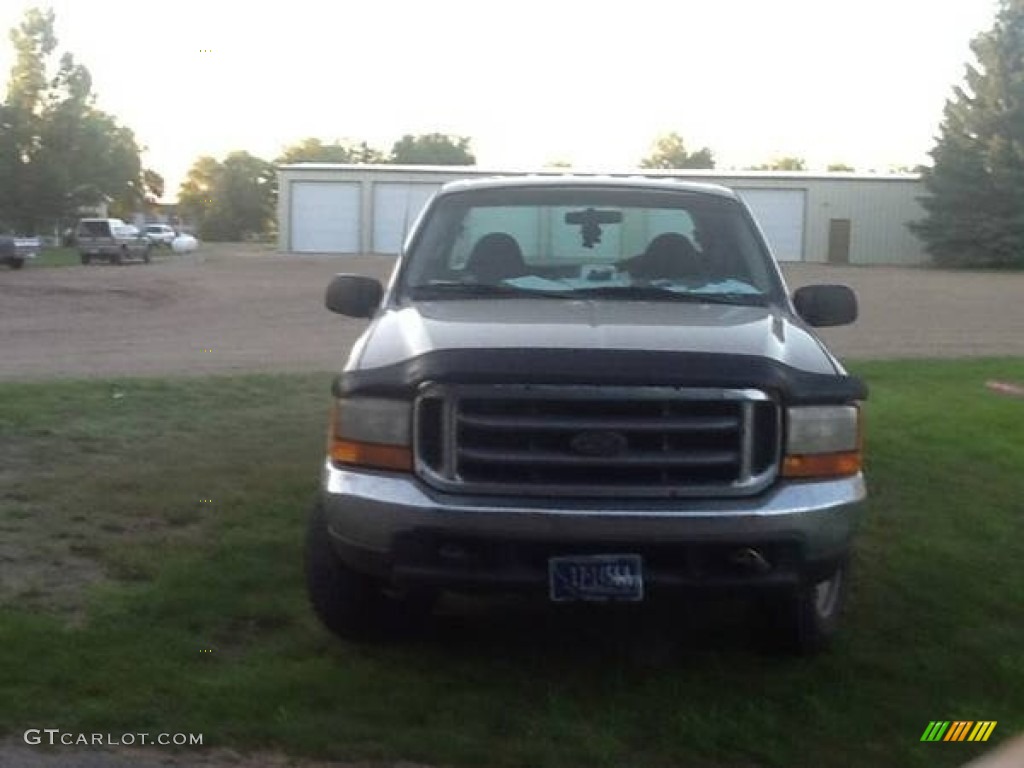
top-left (911, 0), bottom-right (1024, 268)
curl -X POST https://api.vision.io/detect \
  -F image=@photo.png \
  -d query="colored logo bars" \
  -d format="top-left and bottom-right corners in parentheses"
top-left (921, 721), bottom-right (997, 742)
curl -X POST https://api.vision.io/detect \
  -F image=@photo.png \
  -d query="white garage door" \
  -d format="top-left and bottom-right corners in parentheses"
top-left (735, 189), bottom-right (806, 262)
top-left (290, 182), bottom-right (360, 253)
top-left (372, 183), bottom-right (441, 254)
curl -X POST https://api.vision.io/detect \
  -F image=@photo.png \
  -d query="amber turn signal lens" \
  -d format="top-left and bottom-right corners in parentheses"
top-left (782, 451), bottom-right (862, 478)
top-left (329, 438), bottom-right (413, 472)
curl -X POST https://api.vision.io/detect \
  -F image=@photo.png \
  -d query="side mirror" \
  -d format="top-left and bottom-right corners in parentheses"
top-left (793, 284), bottom-right (858, 327)
top-left (325, 274), bottom-right (383, 318)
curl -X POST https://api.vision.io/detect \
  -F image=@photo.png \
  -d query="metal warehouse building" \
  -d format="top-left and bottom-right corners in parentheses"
top-left (276, 164), bottom-right (927, 265)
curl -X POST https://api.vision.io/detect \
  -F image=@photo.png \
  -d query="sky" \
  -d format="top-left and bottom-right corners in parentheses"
top-left (0, 0), bottom-right (1002, 199)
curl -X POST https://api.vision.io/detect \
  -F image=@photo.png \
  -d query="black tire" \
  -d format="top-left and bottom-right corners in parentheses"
top-left (759, 557), bottom-right (849, 655)
top-left (10, 258), bottom-right (24, 269)
top-left (113, 248), bottom-right (123, 265)
top-left (304, 500), bottom-right (433, 641)
top-left (81, 253), bottom-right (91, 265)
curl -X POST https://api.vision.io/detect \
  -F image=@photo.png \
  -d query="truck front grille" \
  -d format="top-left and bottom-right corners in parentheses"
top-left (415, 385), bottom-right (779, 498)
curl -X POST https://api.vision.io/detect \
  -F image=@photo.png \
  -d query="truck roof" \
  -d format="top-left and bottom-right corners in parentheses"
top-left (436, 175), bottom-right (739, 199)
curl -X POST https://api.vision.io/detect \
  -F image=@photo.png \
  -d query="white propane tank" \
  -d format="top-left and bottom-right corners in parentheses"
top-left (171, 234), bottom-right (198, 253)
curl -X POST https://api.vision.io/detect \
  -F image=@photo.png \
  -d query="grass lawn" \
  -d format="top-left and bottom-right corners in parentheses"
top-left (24, 245), bottom-right (187, 268)
top-left (1, 360), bottom-right (1022, 767)
top-left (26, 246), bottom-right (81, 267)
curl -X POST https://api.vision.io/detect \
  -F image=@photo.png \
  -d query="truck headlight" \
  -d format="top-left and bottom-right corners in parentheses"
top-left (782, 405), bottom-right (862, 478)
top-left (328, 398), bottom-right (412, 472)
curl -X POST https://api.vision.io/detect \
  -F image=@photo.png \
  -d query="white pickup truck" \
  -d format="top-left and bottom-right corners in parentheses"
top-left (309, 176), bottom-right (868, 655)
top-left (76, 218), bottom-right (152, 265)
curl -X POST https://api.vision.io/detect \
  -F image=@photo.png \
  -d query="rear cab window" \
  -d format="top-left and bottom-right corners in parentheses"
top-left (77, 220), bottom-right (113, 237)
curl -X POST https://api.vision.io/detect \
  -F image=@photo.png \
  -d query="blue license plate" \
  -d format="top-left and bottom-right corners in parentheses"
top-left (549, 554), bottom-right (644, 602)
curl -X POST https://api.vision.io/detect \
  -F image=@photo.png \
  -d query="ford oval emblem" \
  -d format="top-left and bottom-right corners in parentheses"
top-left (569, 430), bottom-right (628, 457)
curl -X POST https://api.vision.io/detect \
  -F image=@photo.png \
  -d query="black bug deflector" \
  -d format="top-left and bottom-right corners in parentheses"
top-left (332, 349), bottom-right (867, 405)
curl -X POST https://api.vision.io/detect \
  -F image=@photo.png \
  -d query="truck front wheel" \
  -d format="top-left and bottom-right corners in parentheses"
top-left (305, 500), bottom-right (433, 641)
top-left (761, 557), bottom-right (849, 655)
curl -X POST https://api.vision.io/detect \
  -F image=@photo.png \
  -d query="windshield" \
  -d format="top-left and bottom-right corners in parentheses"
top-left (399, 186), bottom-right (782, 304)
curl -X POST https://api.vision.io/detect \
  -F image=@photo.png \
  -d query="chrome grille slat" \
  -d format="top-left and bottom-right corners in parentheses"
top-left (456, 413), bottom-right (740, 433)
top-left (739, 401), bottom-right (754, 483)
top-left (457, 447), bottom-right (740, 468)
top-left (414, 384), bottom-right (780, 499)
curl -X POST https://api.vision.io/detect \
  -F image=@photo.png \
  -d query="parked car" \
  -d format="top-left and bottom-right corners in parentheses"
top-left (144, 223), bottom-right (177, 247)
top-left (307, 176), bottom-right (867, 654)
top-left (76, 218), bottom-right (151, 265)
top-left (0, 233), bottom-right (41, 269)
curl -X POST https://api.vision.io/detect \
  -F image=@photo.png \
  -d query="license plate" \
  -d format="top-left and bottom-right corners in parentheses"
top-left (549, 554), bottom-right (644, 602)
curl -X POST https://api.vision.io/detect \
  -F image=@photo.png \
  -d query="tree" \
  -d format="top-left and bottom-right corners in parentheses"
top-left (750, 157), bottom-right (807, 171)
top-left (0, 8), bottom-right (57, 231)
top-left (177, 155), bottom-right (220, 231)
top-left (827, 163), bottom-right (856, 172)
top-left (278, 137), bottom-right (386, 165)
top-left (0, 8), bottom-right (159, 234)
top-left (350, 141), bottom-right (387, 164)
top-left (888, 164), bottom-right (927, 174)
top-left (911, 1), bottom-right (1024, 268)
top-left (280, 137), bottom-right (352, 164)
top-left (178, 152), bottom-right (275, 241)
top-left (142, 168), bottom-right (165, 203)
top-left (639, 132), bottom-right (715, 169)
top-left (5, 7), bottom-right (55, 113)
top-left (390, 133), bottom-right (475, 165)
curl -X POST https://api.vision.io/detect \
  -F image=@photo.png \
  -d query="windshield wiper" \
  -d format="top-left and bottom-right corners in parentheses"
top-left (406, 281), bottom-right (767, 306)
top-left (572, 285), bottom-right (767, 306)
top-left (406, 281), bottom-right (576, 300)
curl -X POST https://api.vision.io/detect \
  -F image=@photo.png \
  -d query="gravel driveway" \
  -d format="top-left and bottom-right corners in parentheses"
top-left (2, 244), bottom-right (1023, 383)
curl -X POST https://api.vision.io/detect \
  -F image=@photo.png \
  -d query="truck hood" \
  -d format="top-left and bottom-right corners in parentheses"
top-left (354, 299), bottom-right (837, 375)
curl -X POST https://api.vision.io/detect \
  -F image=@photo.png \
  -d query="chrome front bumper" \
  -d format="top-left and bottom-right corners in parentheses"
top-left (320, 460), bottom-right (866, 591)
